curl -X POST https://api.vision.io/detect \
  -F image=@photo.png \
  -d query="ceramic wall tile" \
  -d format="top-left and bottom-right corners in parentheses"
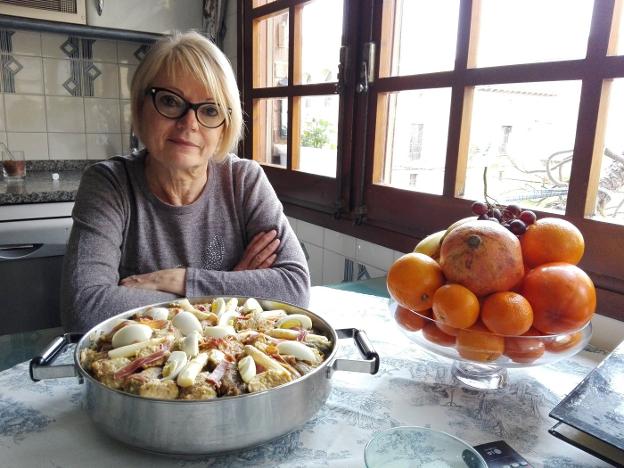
top-left (117, 41), bottom-right (149, 65)
top-left (4, 94), bottom-right (46, 132)
top-left (297, 220), bottom-right (324, 246)
top-left (42, 58), bottom-right (76, 96)
top-left (45, 96), bottom-right (85, 132)
top-left (41, 33), bottom-right (78, 59)
top-left (86, 133), bottom-right (122, 159)
top-left (323, 229), bottom-right (356, 258)
top-left (356, 238), bottom-right (395, 271)
top-left (48, 132), bottom-right (86, 159)
top-left (6, 132), bottom-right (48, 160)
top-left (120, 99), bottom-right (131, 133)
top-left (119, 65), bottom-right (137, 100)
top-left (360, 263), bottom-right (386, 279)
top-left (12, 56), bottom-right (43, 95)
top-left (0, 132), bottom-right (7, 146)
top-left (302, 241), bottom-right (323, 286)
top-left (121, 133), bottom-right (131, 154)
top-left (394, 250), bottom-right (406, 261)
top-left (87, 62), bottom-right (119, 99)
top-left (84, 98), bottom-right (120, 133)
top-left (87, 39), bottom-right (117, 63)
top-left (10, 31), bottom-right (41, 57)
top-left (286, 216), bottom-right (298, 236)
top-left (322, 250), bottom-right (346, 285)
top-left (0, 96), bottom-right (4, 130)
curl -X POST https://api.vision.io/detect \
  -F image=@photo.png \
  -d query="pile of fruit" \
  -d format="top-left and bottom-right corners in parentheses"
top-left (389, 202), bottom-right (596, 364)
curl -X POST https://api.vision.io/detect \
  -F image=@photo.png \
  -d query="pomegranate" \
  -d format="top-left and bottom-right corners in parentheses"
top-left (439, 220), bottom-right (524, 296)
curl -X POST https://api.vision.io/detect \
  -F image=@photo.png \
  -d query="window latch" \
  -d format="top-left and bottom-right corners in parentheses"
top-left (356, 42), bottom-right (375, 94)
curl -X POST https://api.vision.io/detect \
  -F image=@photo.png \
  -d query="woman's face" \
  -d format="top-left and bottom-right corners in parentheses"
top-left (140, 70), bottom-right (224, 172)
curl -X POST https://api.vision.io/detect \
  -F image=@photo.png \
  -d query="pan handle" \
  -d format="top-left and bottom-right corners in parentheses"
top-left (328, 328), bottom-right (380, 377)
top-left (29, 333), bottom-right (83, 382)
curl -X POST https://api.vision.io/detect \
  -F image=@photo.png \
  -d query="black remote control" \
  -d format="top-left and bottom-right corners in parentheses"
top-left (469, 440), bottom-right (534, 468)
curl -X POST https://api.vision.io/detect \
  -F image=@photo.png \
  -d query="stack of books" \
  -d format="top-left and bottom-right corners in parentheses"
top-left (549, 340), bottom-right (624, 466)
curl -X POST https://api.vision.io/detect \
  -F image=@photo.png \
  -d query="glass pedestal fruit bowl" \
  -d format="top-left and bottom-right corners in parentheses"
top-left (391, 302), bottom-right (592, 390)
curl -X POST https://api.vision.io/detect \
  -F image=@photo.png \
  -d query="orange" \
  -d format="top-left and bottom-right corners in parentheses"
top-left (422, 322), bottom-right (456, 347)
top-left (544, 331), bottom-right (583, 353)
top-left (432, 284), bottom-right (480, 329)
top-left (504, 327), bottom-right (545, 364)
top-left (456, 322), bottom-right (504, 362)
top-left (481, 291), bottom-right (533, 336)
top-left (387, 253), bottom-right (445, 312)
top-left (520, 217), bottom-right (585, 268)
top-left (521, 262), bottom-right (596, 334)
top-left (435, 322), bottom-right (460, 336)
top-left (395, 306), bottom-right (431, 332)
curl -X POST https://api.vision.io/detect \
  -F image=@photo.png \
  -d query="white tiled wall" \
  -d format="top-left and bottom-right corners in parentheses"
top-left (0, 29), bottom-right (149, 160)
top-left (287, 216), bottom-right (406, 287)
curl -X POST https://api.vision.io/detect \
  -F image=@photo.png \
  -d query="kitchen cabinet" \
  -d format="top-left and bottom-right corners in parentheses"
top-left (0, 0), bottom-right (86, 24)
top-left (85, 0), bottom-right (203, 34)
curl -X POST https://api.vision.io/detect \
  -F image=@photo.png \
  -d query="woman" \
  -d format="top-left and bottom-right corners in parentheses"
top-left (61, 31), bottom-right (310, 332)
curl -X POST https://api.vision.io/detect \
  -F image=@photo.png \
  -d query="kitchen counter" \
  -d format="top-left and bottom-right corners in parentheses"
top-left (0, 287), bottom-right (613, 467)
top-left (0, 170), bottom-right (82, 204)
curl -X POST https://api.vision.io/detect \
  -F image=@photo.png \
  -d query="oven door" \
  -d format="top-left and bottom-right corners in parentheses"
top-left (0, 217), bottom-right (72, 334)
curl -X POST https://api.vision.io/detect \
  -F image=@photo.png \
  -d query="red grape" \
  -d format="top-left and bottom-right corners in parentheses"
top-left (519, 210), bottom-right (537, 225)
top-left (471, 201), bottom-right (488, 215)
top-left (509, 219), bottom-right (527, 235)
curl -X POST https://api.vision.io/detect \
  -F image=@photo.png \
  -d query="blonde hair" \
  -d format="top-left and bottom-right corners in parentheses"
top-left (130, 31), bottom-right (242, 161)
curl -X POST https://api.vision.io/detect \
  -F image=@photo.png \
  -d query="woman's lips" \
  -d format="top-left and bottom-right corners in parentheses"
top-left (168, 138), bottom-right (198, 147)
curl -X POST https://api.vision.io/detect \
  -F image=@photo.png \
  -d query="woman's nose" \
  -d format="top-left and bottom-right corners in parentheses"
top-left (176, 108), bottom-right (199, 130)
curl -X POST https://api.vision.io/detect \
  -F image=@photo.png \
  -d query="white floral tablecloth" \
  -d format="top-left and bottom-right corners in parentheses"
top-left (0, 287), bottom-right (611, 467)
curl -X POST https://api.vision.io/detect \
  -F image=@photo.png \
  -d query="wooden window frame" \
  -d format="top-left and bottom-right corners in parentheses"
top-left (240, 0), bottom-right (624, 321)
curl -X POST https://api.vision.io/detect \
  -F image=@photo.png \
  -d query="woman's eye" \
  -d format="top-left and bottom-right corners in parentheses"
top-left (159, 94), bottom-right (183, 108)
top-left (200, 105), bottom-right (220, 118)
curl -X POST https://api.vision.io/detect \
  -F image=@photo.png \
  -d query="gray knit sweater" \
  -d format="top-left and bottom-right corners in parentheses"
top-left (60, 151), bottom-right (310, 332)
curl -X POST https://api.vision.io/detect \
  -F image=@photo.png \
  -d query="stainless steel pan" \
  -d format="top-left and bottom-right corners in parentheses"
top-left (30, 296), bottom-right (379, 456)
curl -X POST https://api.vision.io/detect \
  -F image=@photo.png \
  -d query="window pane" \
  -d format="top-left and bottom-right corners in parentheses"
top-left (253, 98), bottom-right (288, 168)
top-left (614, 7), bottom-right (624, 55)
top-left (380, 0), bottom-right (459, 77)
top-left (253, 11), bottom-right (289, 88)
top-left (474, 0), bottom-right (593, 68)
top-left (253, 0), bottom-right (276, 7)
top-left (374, 89), bottom-right (452, 195)
top-left (296, 95), bottom-right (338, 177)
top-left (591, 79), bottom-right (624, 224)
top-left (462, 81), bottom-right (582, 214)
top-left (298, 0), bottom-right (342, 84)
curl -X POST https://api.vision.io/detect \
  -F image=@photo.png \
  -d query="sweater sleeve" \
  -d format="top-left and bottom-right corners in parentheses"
top-left (60, 164), bottom-right (177, 332)
top-left (185, 160), bottom-right (310, 308)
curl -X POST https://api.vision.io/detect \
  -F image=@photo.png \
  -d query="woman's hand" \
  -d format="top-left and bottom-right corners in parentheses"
top-left (234, 230), bottom-right (280, 271)
top-left (120, 268), bottom-right (186, 295)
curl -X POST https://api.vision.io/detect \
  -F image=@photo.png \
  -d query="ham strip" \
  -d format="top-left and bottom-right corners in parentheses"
top-left (206, 360), bottom-right (231, 387)
top-left (114, 349), bottom-right (167, 380)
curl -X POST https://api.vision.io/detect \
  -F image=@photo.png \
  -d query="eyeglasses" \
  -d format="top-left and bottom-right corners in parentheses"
top-left (147, 87), bottom-right (229, 128)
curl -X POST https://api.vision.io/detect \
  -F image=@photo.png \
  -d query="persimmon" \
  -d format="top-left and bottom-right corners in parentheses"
top-left (520, 217), bottom-right (585, 268)
top-left (456, 322), bottom-right (504, 362)
top-left (432, 284), bottom-right (480, 329)
top-left (395, 306), bottom-right (431, 332)
top-left (481, 291), bottom-right (533, 336)
top-left (422, 322), bottom-right (456, 347)
top-left (504, 327), bottom-right (545, 364)
top-left (521, 262), bottom-right (596, 334)
top-left (387, 253), bottom-right (445, 312)
top-left (439, 221), bottom-right (524, 296)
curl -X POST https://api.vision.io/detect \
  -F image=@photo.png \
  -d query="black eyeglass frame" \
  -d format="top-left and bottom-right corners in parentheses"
top-left (146, 87), bottom-right (230, 129)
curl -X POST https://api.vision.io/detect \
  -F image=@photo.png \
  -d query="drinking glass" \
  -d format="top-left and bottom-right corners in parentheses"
top-left (1, 149), bottom-right (26, 180)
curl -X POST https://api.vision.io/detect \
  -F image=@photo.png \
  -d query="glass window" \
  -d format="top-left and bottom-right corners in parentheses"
top-left (380, 0), bottom-right (459, 77)
top-left (253, 11), bottom-right (289, 88)
top-left (614, 5), bottom-right (624, 55)
top-left (473, 0), bottom-right (593, 67)
top-left (591, 78), bottom-right (624, 224)
top-left (253, 98), bottom-right (288, 168)
top-left (253, 0), bottom-right (277, 7)
top-left (296, 95), bottom-right (339, 177)
top-left (374, 88), bottom-right (452, 195)
top-left (299, 0), bottom-right (343, 84)
top-left (462, 81), bottom-right (582, 213)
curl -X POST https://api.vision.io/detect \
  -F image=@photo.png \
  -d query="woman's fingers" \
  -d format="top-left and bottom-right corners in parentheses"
top-left (257, 254), bottom-right (277, 269)
top-left (234, 230), bottom-right (280, 271)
